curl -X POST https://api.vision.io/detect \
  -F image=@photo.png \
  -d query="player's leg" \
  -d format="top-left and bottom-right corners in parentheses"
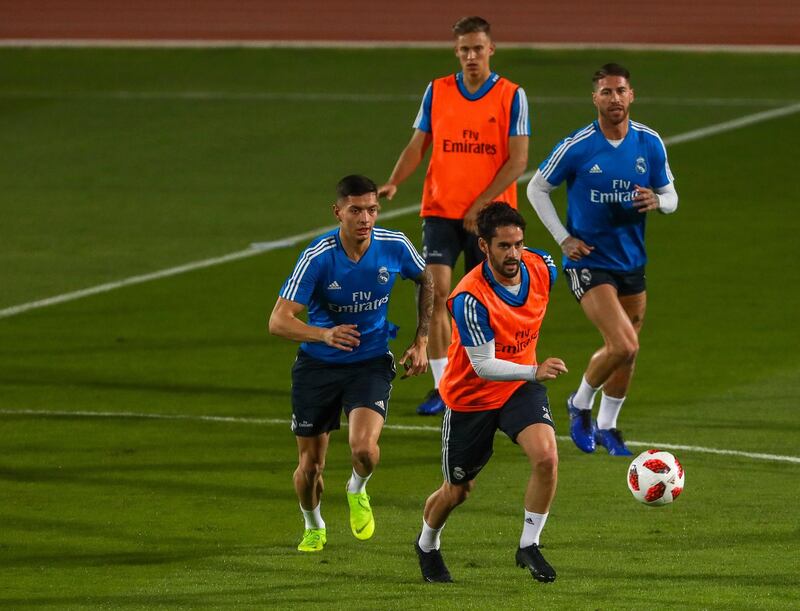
top-left (290, 350), bottom-right (343, 551)
top-left (580, 284), bottom-right (639, 388)
top-left (428, 262), bottom-right (453, 366)
top-left (515, 424), bottom-right (558, 583)
top-left (345, 407), bottom-right (383, 540)
top-left (594, 290), bottom-right (646, 456)
top-left (566, 279), bottom-right (638, 453)
top-left (415, 408), bottom-right (496, 582)
top-left (417, 218), bottom-right (461, 415)
top-left (342, 354), bottom-right (394, 540)
top-left (500, 383), bottom-right (558, 583)
top-left (294, 433), bottom-right (330, 552)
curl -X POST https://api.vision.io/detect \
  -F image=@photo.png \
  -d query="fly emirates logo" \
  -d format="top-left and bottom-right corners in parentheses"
top-left (496, 328), bottom-right (538, 355)
top-left (590, 179), bottom-right (637, 204)
top-left (442, 129), bottom-right (497, 155)
top-left (329, 291), bottom-right (389, 313)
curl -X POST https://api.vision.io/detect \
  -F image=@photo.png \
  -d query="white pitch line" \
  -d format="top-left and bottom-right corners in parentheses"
top-left (2, 408), bottom-right (798, 465)
top-left (2, 101), bottom-right (799, 321)
top-left (666, 102), bottom-right (800, 145)
top-left (1, 90), bottom-right (794, 107)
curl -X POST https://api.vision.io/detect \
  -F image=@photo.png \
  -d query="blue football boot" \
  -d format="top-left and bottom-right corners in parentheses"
top-left (566, 393), bottom-right (596, 453)
top-left (416, 389), bottom-right (446, 415)
top-left (594, 427), bottom-right (633, 456)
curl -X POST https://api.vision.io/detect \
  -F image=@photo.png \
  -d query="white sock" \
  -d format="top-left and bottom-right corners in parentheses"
top-left (347, 468), bottom-right (372, 494)
top-left (429, 357), bottom-right (448, 389)
top-left (520, 510), bottom-right (548, 548)
top-left (418, 518), bottom-right (444, 552)
top-left (597, 393), bottom-right (625, 430)
top-left (300, 503), bottom-right (325, 529)
top-left (573, 375), bottom-right (600, 411)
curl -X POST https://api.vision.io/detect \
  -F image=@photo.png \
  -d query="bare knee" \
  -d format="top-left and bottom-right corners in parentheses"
top-left (608, 338), bottom-right (639, 363)
top-left (533, 449), bottom-right (558, 478)
top-left (351, 441), bottom-right (379, 467)
top-left (297, 457), bottom-right (325, 482)
top-left (431, 275), bottom-right (451, 310)
top-left (444, 481), bottom-right (474, 507)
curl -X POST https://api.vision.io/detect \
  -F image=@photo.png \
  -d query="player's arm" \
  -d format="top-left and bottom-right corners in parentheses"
top-left (466, 340), bottom-right (567, 382)
top-left (463, 134), bottom-right (529, 233)
top-left (634, 133), bottom-right (678, 214)
top-left (399, 268), bottom-right (434, 378)
top-left (268, 297), bottom-right (360, 352)
top-left (633, 182), bottom-right (678, 214)
top-left (451, 293), bottom-right (566, 381)
top-left (527, 170), bottom-right (594, 261)
top-left (378, 129), bottom-right (433, 200)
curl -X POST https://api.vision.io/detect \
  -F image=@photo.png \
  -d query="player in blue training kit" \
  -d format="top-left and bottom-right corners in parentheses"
top-left (527, 63), bottom-right (678, 456)
top-left (269, 175), bottom-right (434, 552)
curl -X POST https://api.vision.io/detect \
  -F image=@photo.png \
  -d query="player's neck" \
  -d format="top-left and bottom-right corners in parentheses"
top-left (462, 70), bottom-right (491, 94)
top-left (598, 116), bottom-right (629, 140)
top-left (338, 230), bottom-right (371, 262)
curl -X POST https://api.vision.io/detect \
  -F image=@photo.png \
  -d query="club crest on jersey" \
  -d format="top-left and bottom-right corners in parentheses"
top-left (377, 266), bottom-right (389, 285)
top-left (635, 157), bottom-right (647, 175)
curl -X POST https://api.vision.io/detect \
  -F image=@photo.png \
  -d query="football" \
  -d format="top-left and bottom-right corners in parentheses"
top-left (627, 450), bottom-right (685, 506)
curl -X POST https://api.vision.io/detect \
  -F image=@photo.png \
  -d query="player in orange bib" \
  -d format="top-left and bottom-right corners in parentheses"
top-left (379, 16), bottom-right (530, 416)
top-left (413, 203), bottom-right (568, 584)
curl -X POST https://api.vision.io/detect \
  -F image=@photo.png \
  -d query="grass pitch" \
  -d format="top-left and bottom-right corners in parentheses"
top-left (1, 47), bottom-right (799, 609)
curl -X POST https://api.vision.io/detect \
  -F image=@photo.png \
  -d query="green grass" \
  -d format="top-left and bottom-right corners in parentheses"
top-left (1, 47), bottom-right (799, 609)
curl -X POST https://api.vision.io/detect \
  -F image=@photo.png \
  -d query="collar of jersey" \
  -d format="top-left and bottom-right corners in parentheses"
top-left (594, 119), bottom-right (633, 147)
top-left (334, 228), bottom-right (373, 264)
top-left (481, 257), bottom-right (529, 306)
top-left (456, 72), bottom-right (500, 101)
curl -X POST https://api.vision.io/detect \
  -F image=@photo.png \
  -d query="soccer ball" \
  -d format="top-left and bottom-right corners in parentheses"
top-left (627, 450), bottom-right (685, 506)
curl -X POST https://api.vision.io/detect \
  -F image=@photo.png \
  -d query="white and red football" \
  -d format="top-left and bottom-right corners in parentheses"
top-left (627, 450), bottom-right (685, 506)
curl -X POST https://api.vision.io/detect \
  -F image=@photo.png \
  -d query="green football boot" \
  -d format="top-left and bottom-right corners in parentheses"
top-left (297, 528), bottom-right (326, 552)
top-left (346, 490), bottom-right (375, 540)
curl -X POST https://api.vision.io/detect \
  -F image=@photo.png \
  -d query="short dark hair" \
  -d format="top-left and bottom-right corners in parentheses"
top-left (477, 202), bottom-right (526, 243)
top-left (452, 16), bottom-right (491, 38)
top-left (336, 174), bottom-right (377, 202)
top-left (592, 63), bottom-right (631, 88)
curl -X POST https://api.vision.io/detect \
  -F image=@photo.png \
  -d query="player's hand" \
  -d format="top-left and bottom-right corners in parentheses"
top-left (633, 185), bottom-right (660, 213)
top-left (560, 236), bottom-right (594, 261)
top-left (463, 201), bottom-right (486, 234)
top-left (378, 183), bottom-right (397, 200)
top-left (535, 357), bottom-right (568, 382)
top-left (322, 324), bottom-right (360, 351)
top-left (399, 337), bottom-right (429, 379)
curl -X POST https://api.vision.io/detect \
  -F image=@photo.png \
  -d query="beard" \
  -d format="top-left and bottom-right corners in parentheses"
top-left (493, 258), bottom-right (520, 279)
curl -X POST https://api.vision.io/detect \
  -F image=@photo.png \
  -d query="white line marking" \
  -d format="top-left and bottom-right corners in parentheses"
top-left (2, 102), bottom-right (799, 320)
top-left (2, 408), bottom-right (798, 465)
top-left (665, 102), bottom-right (800, 144)
top-left (1, 90), bottom-right (794, 107)
top-left (1, 39), bottom-right (799, 54)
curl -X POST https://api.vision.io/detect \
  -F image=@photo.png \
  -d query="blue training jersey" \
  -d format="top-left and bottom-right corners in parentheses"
top-left (539, 119), bottom-right (674, 271)
top-left (279, 226), bottom-right (425, 363)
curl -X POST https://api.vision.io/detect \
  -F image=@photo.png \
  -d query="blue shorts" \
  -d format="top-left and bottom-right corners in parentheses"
top-left (421, 216), bottom-right (485, 273)
top-left (290, 350), bottom-right (395, 437)
top-left (441, 382), bottom-right (554, 485)
top-left (564, 266), bottom-right (646, 302)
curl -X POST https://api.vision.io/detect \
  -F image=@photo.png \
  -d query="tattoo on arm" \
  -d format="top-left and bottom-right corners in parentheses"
top-left (414, 268), bottom-right (434, 339)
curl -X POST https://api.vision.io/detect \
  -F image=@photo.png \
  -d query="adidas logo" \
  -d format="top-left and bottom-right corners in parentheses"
top-left (327, 280), bottom-right (341, 290)
top-left (374, 400), bottom-right (385, 410)
top-left (488, 116), bottom-right (497, 123)
top-left (589, 164), bottom-right (603, 174)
